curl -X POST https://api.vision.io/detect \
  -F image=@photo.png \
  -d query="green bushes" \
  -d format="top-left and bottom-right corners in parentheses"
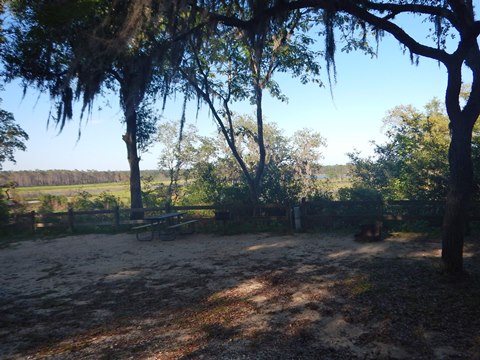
top-left (0, 194), bottom-right (9, 229)
top-left (71, 191), bottom-right (124, 211)
top-left (36, 191), bottom-right (124, 214)
top-left (337, 186), bottom-right (382, 202)
top-left (38, 194), bottom-right (69, 213)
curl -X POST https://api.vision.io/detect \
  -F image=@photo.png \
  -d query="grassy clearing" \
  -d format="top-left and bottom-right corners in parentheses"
top-left (14, 182), bottom-right (131, 204)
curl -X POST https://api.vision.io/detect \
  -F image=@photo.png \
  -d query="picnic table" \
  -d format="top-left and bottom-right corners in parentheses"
top-left (132, 212), bottom-right (198, 241)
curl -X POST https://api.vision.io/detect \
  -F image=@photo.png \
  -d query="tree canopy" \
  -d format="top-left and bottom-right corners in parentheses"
top-left (179, 3), bottom-right (323, 205)
top-left (3, 0), bottom-right (480, 272)
top-left (2, 0), bottom-right (192, 217)
top-left (0, 100), bottom-right (28, 170)
top-left (154, 115), bottom-right (326, 206)
top-left (349, 99), bottom-right (451, 201)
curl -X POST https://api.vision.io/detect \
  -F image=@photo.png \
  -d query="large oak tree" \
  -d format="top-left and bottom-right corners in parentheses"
top-left (2, 0), bottom-right (188, 218)
top-left (235, 0), bottom-right (480, 273)
top-left (315, 0), bottom-right (480, 274)
top-left (203, 0), bottom-right (480, 273)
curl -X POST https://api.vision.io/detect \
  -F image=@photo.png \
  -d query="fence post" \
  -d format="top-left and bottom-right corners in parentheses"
top-left (299, 197), bottom-right (307, 231)
top-left (286, 203), bottom-right (294, 233)
top-left (68, 208), bottom-right (74, 233)
top-left (113, 206), bottom-right (120, 229)
top-left (30, 211), bottom-right (36, 233)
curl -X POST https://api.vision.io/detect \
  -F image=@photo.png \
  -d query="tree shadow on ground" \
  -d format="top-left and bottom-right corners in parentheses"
top-left (1, 232), bottom-right (479, 359)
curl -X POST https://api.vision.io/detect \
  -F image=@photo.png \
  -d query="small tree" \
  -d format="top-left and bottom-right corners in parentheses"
top-left (2, 0), bottom-right (189, 219)
top-left (181, 115), bottom-right (327, 205)
top-left (290, 128), bottom-right (327, 199)
top-left (181, 6), bottom-right (322, 206)
top-left (157, 120), bottom-right (201, 205)
top-left (0, 103), bottom-right (28, 170)
top-left (349, 99), bottom-right (452, 201)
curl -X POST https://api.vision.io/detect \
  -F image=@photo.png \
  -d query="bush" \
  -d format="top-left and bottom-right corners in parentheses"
top-left (0, 194), bottom-right (9, 227)
top-left (141, 176), bottom-right (170, 207)
top-left (38, 194), bottom-right (69, 213)
top-left (93, 192), bottom-right (124, 209)
top-left (337, 185), bottom-right (382, 202)
top-left (72, 191), bottom-right (123, 211)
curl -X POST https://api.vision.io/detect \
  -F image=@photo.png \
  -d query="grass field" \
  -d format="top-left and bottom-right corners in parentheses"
top-left (14, 182), bottom-right (131, 204)
top-left (12, 178), bottom-right (352, 209)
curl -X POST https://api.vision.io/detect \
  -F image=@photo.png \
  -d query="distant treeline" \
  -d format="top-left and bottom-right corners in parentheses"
top-left (0, 170), bottom-right (166, 187)
top-left (1, 166), bottom-right (349, 187)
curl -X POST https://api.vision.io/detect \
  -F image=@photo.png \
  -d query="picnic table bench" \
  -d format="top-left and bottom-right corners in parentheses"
top-left (132, 212), bottom-right (198, 241)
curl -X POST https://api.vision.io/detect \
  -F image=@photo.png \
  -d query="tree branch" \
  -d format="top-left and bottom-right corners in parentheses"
top-left (339, 1), bottom-right (451, 64)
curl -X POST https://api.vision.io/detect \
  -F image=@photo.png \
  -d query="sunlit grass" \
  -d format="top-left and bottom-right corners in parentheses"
top-left (14, 182), bottom-right (131, 206)
top-left (16, 182), bottom-right (128, 195)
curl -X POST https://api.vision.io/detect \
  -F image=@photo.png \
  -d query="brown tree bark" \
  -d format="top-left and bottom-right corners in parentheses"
top-left (441, 119), bottom-right (474, 273)
top-left (441, 48), bottom-right (480, 273)
top-left (123, 131), bottom-right (144, 219)
top-left (122, 98), bottom-right (144, 220)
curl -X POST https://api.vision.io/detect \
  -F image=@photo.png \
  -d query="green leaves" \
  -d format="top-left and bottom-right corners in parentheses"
top-left (0, 107), bottom-right (28, 170)
top-left (349, 99), bottom-right (452, 201)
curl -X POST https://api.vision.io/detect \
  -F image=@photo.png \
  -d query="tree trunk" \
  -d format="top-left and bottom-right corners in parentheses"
top-left (123, 110), bottom-right (144, 220)
top-left (442, 120), bottom-right (474, 273)
top-left (251, 85), bottom-right (265, 216)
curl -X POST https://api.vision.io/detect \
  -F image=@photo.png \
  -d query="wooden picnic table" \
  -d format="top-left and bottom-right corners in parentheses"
top-left (145, 212), bottom-right (186, 225)
top-left (132, 212), bottom-right (197, 241)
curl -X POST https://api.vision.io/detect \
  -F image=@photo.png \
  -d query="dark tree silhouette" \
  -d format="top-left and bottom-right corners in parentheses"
top-left (2, 0), bottom-right (187, 218)
top-left (317, 0), bottom-right (480, 274)
top-left (239, 0), bottom-right (479, 273)
top-left (205, 0), bottom-right (480, 273)
top-left (0, 104), bottom-right (28, 170)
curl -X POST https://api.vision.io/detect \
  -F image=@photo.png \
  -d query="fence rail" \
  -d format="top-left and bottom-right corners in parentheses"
top-left (7, 200), bottom-right (480, 234)
top-left (9, 203), bottom-right (292, 233)
top-left (297, 199), bottom-right (451, 230)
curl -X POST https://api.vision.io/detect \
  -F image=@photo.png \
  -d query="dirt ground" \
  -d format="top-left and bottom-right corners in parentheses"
top-left (1, 230), bottom-right (479, 359)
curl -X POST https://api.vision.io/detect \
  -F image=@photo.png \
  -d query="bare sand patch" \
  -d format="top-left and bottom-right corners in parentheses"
top-left (1, 231), bottom-right (479, 359)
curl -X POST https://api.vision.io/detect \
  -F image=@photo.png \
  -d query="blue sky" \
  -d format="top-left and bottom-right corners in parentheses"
top-left (1, 25), bottom-right (453, 171)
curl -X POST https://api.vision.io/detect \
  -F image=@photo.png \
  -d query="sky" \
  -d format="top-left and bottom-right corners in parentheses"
top-left (0, 22), bottom-right (456, 171)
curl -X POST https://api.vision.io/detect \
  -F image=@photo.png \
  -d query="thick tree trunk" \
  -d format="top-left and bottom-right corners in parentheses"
top-left (123, 110), bottom-right (144, 220)
top-left (442, 120), bottom-right (473, 273)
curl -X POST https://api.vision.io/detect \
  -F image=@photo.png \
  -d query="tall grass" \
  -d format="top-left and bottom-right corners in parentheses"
top-left (14, 183), bottom-right (131, 208)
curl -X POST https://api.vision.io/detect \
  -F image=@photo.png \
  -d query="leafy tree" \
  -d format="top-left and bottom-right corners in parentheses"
top-left (290, 128), bottom-right (327, 198)
top-left (2, 0), bottom-right (189, 219)
top-left (0, 104), bottom-right (28, 170)
top-left (349, 99), bottom-right (451, 201)
top-left (38, 194), bottom-right (68, 214)
top-left (337, 185), bottom-right (382, 202)
top-left (156, 120), bottom-right (202, 205)
top-left (177, 115), bottom-right (326, 205)
top-left (256, 0), bottom-right (480, 273)
top-left (71, 191), bottom-right (123, 211)
top-left (184, 162), bottom-right (223, 205)
top-left (92, 192), bottom-right (124, 210)
top-left (181, 4), bottom-right (322, 206)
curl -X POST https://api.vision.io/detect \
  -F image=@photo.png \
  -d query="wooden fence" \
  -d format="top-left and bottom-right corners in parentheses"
top-left (297, 199), bottom-right (480, 230)
top-left (9, 203), bottom-right (292, 233)
top-left (8, 200), bottom-right (480, 234)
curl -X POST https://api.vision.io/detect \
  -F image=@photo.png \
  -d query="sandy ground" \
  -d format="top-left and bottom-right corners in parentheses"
top-left (0, 231), bottom-right (478, 359)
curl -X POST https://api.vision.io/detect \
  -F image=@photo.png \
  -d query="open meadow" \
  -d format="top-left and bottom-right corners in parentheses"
top-left (15, 182), bottom-right (132, 206)
top-left (1, 231), bottom-right (479, 359)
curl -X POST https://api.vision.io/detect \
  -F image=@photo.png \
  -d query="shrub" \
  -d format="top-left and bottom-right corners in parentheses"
top-left (0, 193), bottom-right (9, 227)
top-left (38, 194), bottom-right (69, 213)
top-left (72, 191), bottom-right (123, 211)
top-left (337, 185), bottom-right (382, 202)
